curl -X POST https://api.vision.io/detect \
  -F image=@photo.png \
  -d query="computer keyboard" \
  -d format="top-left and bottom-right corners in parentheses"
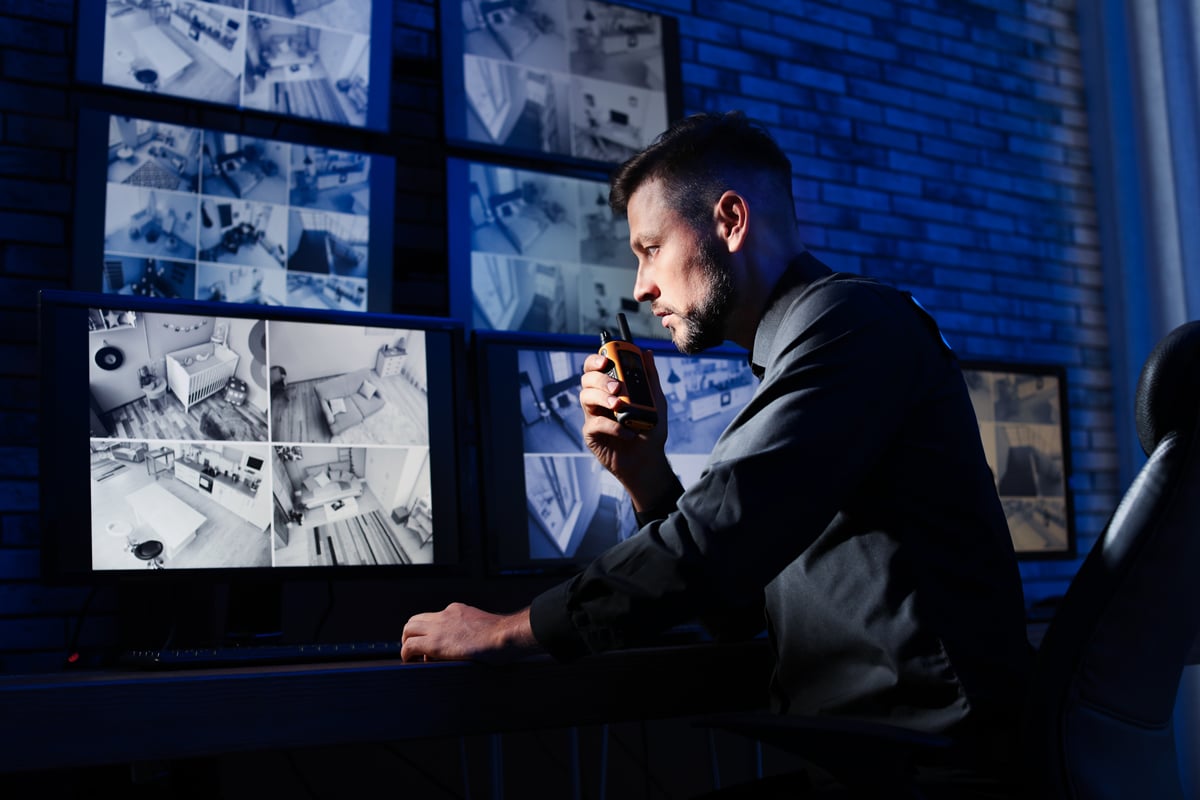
top-left (119, 640), bottom-right (405, 670)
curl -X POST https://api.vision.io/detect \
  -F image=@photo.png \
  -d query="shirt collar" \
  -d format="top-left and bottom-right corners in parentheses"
top-left (749, 251), bottom-right (833, 378)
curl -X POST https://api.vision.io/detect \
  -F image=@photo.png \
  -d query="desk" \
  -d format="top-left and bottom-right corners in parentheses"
top-left (0, 640), bottom-right (771, 773)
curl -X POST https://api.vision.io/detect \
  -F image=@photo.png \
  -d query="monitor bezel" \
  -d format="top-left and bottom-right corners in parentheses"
top-left (38, 288), bottom-right (471, 586)
top-left (959, 358), bottom-right (1077, 561)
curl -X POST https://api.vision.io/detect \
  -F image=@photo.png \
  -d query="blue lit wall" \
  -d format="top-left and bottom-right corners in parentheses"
top-left (0, 0), bottom-right (1113, 674)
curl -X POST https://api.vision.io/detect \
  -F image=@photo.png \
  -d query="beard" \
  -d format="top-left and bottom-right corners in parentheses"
top-left (671, 233), bottom-right (736, 355)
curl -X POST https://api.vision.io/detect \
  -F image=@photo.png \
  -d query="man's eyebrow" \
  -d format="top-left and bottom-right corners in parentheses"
top-left (631, 229), bottom-right (661, 250)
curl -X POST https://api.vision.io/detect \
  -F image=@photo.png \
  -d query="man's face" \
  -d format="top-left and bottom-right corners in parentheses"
top-left (626, 180), bottom-right (735, 354)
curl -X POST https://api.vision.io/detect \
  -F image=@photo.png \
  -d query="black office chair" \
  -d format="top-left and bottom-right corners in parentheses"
top-left (1021, 318), bottom-right (1200, 799)
top-left (699, 320), bottom-right (1200, 799)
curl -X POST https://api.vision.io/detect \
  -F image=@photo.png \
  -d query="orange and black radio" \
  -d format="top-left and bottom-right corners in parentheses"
top-left (598, 312), bottom-right (658, 431)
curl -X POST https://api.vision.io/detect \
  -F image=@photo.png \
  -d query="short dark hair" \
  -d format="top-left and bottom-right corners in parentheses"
top-left (609, 111), bottom-right (794, 230)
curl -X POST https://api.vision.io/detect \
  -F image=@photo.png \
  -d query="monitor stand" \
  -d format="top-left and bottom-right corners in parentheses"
top-left (221, 580), bottom-right (284, 645)
top-left (116, 579), bottom-right (283, 652)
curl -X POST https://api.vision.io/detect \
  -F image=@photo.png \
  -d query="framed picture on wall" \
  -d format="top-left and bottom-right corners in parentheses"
top-left (441, 0), bottom-right (683, 169)
top-left (961, 361), bottom-right (1075, 560)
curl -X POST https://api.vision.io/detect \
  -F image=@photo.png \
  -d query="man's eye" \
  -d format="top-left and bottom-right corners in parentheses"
top-left (645, 245), bottom-right (660, 257)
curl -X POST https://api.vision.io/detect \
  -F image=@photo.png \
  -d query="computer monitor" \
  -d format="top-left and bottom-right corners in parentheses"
top-left (38, 289), bottom-right (467, 583)
top-left (468, 335), bottom-right (1071, 574)
top-left (77, 1), bottom-right (393, 131)
top-left (446, 154), bottom-right (668, 341)
top-left (72, 109), bottom-right (396, 314)
top-left (961, 360), bottom-right (1076, 559)
top-left (470, 329), bottom-right (752, 577)
top-left (441, 0), bottom-right (682, 168)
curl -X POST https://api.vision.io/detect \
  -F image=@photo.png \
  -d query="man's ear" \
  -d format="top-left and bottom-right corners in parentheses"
top-left (714, 190), bottom-right (748, 253)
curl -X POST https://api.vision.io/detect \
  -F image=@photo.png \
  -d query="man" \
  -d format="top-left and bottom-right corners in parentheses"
top-left (402, 111), bottom-right (1033, 794)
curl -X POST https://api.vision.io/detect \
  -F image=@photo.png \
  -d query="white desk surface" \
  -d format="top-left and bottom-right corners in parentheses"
top-left (126, 482), bottom-right (207, 559)
top-left (131, 24), bottom-right (194, 86)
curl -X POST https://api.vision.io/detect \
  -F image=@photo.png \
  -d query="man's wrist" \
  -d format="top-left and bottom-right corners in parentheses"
top-left (629, 455), bottom-right (685, 514)
top-left (499, 607), bottom-right (540, 654)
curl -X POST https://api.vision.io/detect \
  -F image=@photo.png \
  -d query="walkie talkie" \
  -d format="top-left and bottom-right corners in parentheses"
top-left (598, 312), bottom-right (658, 431)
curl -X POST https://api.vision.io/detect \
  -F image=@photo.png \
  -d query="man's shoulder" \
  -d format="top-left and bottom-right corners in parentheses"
top-left (781, 272), bottom-right (909, 327)
top-left (751, 271), bottom-right (933, 371)
top-left (808, 270), bottom-right (902, 298)
top-left (752, 260), bottom-right (922, 370)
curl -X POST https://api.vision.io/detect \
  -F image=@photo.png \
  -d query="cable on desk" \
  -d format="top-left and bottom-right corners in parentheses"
top-left (530, 725), bottom-right (583, 795)
top-left (460, 735), bottom-right (473, 800)
top-left (284, 749), bottom-right (320, 799)
top-left (381, 741), bottom-right (465, 799)
top-left (599, 723), bottom-right (609, 800)
top-left (706, 727), bottom-right (766, 790)
top-left (568, 726), bottom-right (581, 800)
top-left (616, 719), bottom-right (679, 800)
top-left (709, 727), bottom-right (722, 790)
top-left (64, 585), bottom-right (97, 667)
top-left (642, 720), bottom-right (652, 799)
top-left (490, 733), bottom-right (504, 800)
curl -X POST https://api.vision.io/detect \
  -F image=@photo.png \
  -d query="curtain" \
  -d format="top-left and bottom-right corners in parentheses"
top-left (1078, 0), bottom-right (1200, 487)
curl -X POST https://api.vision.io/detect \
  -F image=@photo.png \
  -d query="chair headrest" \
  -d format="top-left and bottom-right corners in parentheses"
top-left (1135, 320), bottom-right (1200, 456)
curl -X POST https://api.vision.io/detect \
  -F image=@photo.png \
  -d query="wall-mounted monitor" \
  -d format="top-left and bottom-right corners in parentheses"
top-left (77, 0), bottom-right (392, 131)
top-left (961, 361), bottom-right (1075, 559)
top-left (470, 329), bottom-right (752, 577)
top-left (72, 109), bottom-right (395, 313)
top-left (38, 289), bottom-right (467, 582)
top-left (447, 154), bottom-right (666, 340)
top-left (442, 0), bottom-right (682, 167)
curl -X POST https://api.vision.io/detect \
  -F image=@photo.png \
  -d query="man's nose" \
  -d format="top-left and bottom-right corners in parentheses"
top-left (633, 265), bottom-right (656, 303)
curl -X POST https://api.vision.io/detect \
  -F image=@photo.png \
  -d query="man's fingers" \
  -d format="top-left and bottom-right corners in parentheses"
top-left (583, 353), bottom-right (610, 373)
top-left (400, 634), bottom-right (424, 663)
top-left (401, 612), bottom-right (432, 639)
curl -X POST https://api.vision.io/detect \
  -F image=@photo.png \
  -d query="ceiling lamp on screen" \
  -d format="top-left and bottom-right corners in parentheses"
top-left (78, 1), bottom-right (392, 131)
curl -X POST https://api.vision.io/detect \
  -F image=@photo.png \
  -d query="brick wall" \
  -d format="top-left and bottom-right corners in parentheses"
top-left (0, 0), bottom-right (1110, 675)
